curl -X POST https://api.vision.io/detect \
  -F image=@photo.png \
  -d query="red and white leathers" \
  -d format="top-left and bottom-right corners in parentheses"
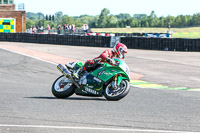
top-left (94, 49), bottom-right (115, 63)
top-left (83, 49), bottom-right (115, 72)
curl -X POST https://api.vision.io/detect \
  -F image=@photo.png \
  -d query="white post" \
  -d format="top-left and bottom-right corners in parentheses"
top-left (21, 12), bottom-right (24, 32)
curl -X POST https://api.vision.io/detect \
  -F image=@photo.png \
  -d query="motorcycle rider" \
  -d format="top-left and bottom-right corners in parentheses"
top-left (73, 43), bottom-right (128, 78)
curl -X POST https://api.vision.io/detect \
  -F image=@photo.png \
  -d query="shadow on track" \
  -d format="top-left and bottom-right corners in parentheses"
top-left (24, 96), bottom-right (107, 101)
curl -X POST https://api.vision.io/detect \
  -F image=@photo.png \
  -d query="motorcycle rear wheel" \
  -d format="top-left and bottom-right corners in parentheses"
top-left (104, 80), bottom-right (130, 101)
top-left (52, 75), bottom-right (75, 98)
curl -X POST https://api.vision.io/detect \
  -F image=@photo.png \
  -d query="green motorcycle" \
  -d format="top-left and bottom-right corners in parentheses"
top-left (52, 58), bottom-right (130, 101)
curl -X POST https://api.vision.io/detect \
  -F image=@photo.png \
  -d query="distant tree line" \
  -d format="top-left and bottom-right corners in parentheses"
top-left (26, 8), bottom-right (200, 29)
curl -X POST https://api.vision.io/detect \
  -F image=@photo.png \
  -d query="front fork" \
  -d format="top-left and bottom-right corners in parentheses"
top-left (112, 75), bottom-right (118, 89)
top-left (112, 74), bottom-right (127, 89)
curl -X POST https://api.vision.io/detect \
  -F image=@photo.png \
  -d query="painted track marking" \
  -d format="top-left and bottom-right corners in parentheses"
top-left (0, 124), bottom-right (199, 133)
top-left (130, 80), bottom-right (200, 91)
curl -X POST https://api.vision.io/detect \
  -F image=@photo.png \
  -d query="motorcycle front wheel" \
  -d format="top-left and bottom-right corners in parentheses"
top-left (104, 80), bottom-right (130, 101)
top-left (52, 75), bottom-right (75, 98)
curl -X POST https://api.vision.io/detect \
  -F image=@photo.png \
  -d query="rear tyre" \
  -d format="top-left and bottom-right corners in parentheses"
top-left (104, 80), bottom-right (130, 101)
top-left (52, 75), bottom-right (75, 98)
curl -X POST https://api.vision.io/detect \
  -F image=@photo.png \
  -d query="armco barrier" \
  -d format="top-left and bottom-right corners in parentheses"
top-left (0, 33), bottom-right (200, 51)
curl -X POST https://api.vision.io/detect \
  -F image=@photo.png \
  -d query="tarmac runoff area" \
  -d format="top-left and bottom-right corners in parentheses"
top-left (0, 42), bottom-right (200, 92)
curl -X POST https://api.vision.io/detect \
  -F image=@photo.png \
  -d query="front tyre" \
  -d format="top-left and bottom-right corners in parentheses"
top-left (104, 80), bottom-right (130, 101)
top-left (52, 75), bottom-right (75, 98)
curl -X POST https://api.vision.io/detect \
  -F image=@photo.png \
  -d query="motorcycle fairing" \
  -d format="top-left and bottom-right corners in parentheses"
top-left (91, 66), bottom-right (130, 83)
top-left (75, 74), bottom-right (104, 96)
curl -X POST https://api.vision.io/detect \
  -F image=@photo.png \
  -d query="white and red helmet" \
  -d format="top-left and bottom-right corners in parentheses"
top-left (113, 43), bottom-right (128, 59)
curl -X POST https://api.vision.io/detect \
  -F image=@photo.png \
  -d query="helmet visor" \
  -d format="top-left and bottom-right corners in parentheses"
top-left (119, 47), bottom-right (127, 58)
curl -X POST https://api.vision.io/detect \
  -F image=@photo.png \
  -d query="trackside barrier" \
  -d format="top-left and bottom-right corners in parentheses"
top-left (0, 33), bottom-right (200, 51)
top-left (120, 37), bottom-right (200, 51)
top-left (0, 33), bottom-right (111, 48)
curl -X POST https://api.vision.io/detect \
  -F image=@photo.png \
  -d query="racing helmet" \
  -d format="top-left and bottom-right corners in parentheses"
top-left (113, 43), bottom-right (128, 59)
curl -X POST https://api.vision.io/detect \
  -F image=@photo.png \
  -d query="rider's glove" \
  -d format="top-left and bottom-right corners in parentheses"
top-left (106, 58), bottom-right (118, 66)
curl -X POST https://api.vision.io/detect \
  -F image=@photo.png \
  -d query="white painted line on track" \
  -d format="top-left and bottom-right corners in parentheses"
top-left (0, 47), bottom-right (57, 65)
top-left (0, 124), bottom-right (198, 133)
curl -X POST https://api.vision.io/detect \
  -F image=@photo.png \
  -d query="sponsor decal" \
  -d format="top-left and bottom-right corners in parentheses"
top-left (82, 90), bottom-right (88, 94)
top-left (104, 72), bottom-right (113, 76)
top-left (146, 33), bottom-right (169, 38)
top-left (96, 87), bottom-right (102, 91)
top-left (85, 87), bottom-right (97, 95)
top-left (85, 84), bottom-right (93, 88)
top-left (126, 67), bottom-right (130, 75)
top-left (88, 85), bottom-right (94, 88)
top-left (93, 77), bottom-right (101, 82)
top-left (97, 70), bottom-right (106, 77)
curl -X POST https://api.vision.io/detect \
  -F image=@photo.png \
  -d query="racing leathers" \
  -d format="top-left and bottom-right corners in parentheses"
top-left (83, 49), bottom-right (118, 71)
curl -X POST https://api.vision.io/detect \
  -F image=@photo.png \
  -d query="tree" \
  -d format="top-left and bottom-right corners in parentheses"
top-left (62, 15), bottom-right (74, 25)
top-left (116, 13), bottom-right (131, 20)
top-left (175, 15), bottom-right (182, 27)
top-left (37, 12), bottom-right (44, 20)
top-left (166, 16), bottom-right (175, 27)
top-left (150, 11), bottom-right (157, 19)
top-left (98, 8), bottom-right (110, 28)
top-left (25, 9), bottom-right (200, 29)
top-left (149, 11), bottom-right (158, 27)
top-left (193, 13), bottom-right (200, 26)
top-left (26, 19), bottom-right (34, 28)
top-left (181, 15), bottom-right (188, 27)
top-left (118, 19), bottom-right (127, 28)
top-left (76, 15), bottom-right (97, 27)
top-left (133, 14), bottom-right (147, 19)
top-left (186, 15), bottom-right (193, 26)
top-left (159, 17), bottom-right (165, 27)
top-left (130, 18), bottom-right (138, 27)
top-left (26, 12), bottom-right (37, 20)
top-left (90, 16), bottom-right (99, 28)
top-left (55, 11), bottom-right (63, 24)
top-left (107, 15), bottom-right (118, 28)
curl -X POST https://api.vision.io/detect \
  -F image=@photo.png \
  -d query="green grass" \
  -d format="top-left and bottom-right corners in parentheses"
top-left (173, 33), bottom-right (200, 38)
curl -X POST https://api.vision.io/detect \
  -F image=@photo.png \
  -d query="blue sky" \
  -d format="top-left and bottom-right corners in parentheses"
top-left (15, 0), bottom-right (200, 17)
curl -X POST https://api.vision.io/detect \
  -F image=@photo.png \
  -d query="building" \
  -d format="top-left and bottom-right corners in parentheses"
top-left (0, 0), bottom-right (26, 33)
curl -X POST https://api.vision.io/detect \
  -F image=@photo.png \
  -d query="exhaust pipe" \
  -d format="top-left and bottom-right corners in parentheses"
top-left (57, 64), bottom-right (71, 76)
top-left (57, 64), bottom-right (80, 89)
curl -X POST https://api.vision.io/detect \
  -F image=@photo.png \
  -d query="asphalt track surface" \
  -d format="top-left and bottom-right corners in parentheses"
top-left (0, 42), bottom-right (200, 133)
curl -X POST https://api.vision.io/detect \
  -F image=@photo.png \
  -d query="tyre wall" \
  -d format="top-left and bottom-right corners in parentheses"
top-left (0, 33), bottom-right (199, 51)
